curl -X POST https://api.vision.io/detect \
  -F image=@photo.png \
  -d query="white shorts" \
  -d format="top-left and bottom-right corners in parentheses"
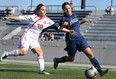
top-left (18, 32), bottom-right (40, 50)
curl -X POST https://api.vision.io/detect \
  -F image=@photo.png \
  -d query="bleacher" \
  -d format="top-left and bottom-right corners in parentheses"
top-left (21, 10), bottom-right (92, 21)
top-left (2, 11), bottom-right (116, 43)
top-left (4, 10), bottom-right (92, 41)
top-left (0, 20), bottom-right (11, 38)
top-left (0, 10), bottom-right (6, 17)
top-left (6, 20), bottom-right (28, 26)
top-left (83, 14), bottom-right (116, 42)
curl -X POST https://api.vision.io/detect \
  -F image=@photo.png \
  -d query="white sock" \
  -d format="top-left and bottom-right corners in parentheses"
top-left (37, 56), bottom-right (45, 71)
top-left (5, 50), bottom-right (19, 56)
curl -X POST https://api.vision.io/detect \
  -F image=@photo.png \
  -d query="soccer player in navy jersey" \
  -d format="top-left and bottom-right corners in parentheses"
top-left (53, 2), bottom-right (109, 77)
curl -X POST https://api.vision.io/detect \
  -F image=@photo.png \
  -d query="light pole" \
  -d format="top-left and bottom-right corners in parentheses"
top-left (31, 0), bottom-right (33, 9)
top-left (111, 0), bottom-right (113, 6)
top-left (81, 0), bottom-right (86, 9)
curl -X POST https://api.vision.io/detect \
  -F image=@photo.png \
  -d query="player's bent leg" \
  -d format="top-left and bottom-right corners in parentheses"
top-left (18, 50), bottom-right (28, 56)
top-left (0, 50), bottom-right (19, 61)
top-left (0, 49), bottom-right (28, 62)
top-left (83, 47), bottom-right (109, 76)
top-left (83, 47), bottom-right (94, 59)
top-left (53, 56), bottom-right (74, 69)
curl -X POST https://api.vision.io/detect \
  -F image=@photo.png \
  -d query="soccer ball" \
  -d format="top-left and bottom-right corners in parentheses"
top-left (85, 66), bottom-right (97, 79)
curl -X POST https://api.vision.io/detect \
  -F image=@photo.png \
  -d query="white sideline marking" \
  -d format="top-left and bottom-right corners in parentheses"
top-left (1, 59), bottom-right (116, 69)
top-left (0, 67), bottom-right (116, 72)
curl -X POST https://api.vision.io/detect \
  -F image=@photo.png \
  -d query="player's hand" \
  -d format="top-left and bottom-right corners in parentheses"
top-left (1, 17), bottom-right (9, 20)
top-left (62, 22), bottom-right (69, 27)
top-left (84, 19), bottom-right (93, 23)
top-left (69, 30), bottom-right (76, 35)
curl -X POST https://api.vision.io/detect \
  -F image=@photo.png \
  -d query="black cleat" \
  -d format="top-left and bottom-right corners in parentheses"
top-left (53, 58), bottom-right (59, 69)
top-left (100, 68), bottom-right (109, 77)
top-left (0, 52), bottom-right (8, 62)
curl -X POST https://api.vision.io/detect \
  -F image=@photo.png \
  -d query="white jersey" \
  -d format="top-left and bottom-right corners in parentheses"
top-left (19, 14), bottom-right (55, 40)
top-left (18, 14), bottom-right (56, 50)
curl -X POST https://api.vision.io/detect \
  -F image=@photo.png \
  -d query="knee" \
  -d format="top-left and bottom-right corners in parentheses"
top-left (18, 50), bottom-right (28, 56)
top-left (88, 54), bottom-right (94, 59)
top-left (83, 48), bottom-right (94, 59)
top-left (31, 48), bottom-right (43, 56)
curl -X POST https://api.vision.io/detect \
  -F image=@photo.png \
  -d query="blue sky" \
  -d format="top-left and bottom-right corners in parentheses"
top-left (0, 0), bottom-right (116, 10)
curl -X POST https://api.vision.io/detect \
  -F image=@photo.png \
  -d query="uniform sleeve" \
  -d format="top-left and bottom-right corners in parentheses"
top-left (50, 23), bottom-right (59, 30)
top-left (18, 15), bottom-right (32, 21)
top-left (42, 23), bottom-right (59, 33)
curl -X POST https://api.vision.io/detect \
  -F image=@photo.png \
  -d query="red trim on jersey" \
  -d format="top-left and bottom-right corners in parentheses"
top-left (34, 15), bottom-right (38, 19)
top-left (20, 15), bottom-right (43, 47)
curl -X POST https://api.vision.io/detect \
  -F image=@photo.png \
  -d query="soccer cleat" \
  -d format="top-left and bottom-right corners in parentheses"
top-left (53, 58), bottom-right (59, 69)
top-left (0, 52), bottom-right (8, 61)
top-left (99, 68), bottom-right (109, 77)
top-left (39, 70), bottom-right (50, 75)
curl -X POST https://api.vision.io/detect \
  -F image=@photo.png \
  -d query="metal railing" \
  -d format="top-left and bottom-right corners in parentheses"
top-left (73, 5), bottom-right (97, 14)
top-left (26, 5), bottom-right (97, 13)
top-left (0, 6), bottom-right (19, 14)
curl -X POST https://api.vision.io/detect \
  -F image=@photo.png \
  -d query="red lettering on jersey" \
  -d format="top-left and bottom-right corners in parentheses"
top-left (38, 24), bottom-right (43, 28)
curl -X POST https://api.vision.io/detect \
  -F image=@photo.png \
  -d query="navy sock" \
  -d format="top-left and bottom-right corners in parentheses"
top-left (57, 56), bottom-right (67, 63)
top-left (90, 57), bottom-right (102, 73)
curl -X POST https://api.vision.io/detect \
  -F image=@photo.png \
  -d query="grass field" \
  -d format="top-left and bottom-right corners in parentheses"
top-left (0, 61), bottom-right (116, 79)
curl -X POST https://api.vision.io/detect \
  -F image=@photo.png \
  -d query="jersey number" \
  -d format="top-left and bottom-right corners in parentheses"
top-left (38, 24), bottom-right (43, 28)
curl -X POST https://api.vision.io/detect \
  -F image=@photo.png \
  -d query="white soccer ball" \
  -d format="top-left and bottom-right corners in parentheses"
top-left (85, 66), bottom-right (98, 79)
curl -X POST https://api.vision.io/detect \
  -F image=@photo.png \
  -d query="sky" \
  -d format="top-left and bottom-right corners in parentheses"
top-left (0, 0), bottom-right (116, 10)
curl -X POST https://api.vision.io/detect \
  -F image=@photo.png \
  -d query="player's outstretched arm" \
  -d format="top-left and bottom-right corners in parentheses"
top-left (79, 19), bottom-right (93, 25)
top-left (1, 16), bottom-right (19, 20)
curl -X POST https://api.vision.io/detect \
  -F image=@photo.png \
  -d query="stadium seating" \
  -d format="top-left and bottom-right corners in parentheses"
top-left (0, 10), bottom-right (6, 17)
top-left (6, 20), bottom-right (28, 25)
top-left (0, 20), bottom-right (11, 38)
top-left (21, 10), bottom-right (92, 21)
top-left (4, 10), bottom-right (92, 40)
top-left (83, 14), bottom-right (116, 42)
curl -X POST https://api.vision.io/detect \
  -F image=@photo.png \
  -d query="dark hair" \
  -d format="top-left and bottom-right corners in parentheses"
top-left (62, 2), bottom-right (70, 10)
top-left (36, 4), bottom-right (44, 10)
top-left (62, 2), bottom-right (71, 16)
top-left (34, 4), bottom-right (44, 14)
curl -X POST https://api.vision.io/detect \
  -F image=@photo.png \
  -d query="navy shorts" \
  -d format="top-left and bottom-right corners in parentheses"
top-left (66, 36), bottom-right (90, 56)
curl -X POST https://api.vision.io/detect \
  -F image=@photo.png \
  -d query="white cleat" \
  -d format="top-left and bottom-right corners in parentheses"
top-left (0, 52), bottom-right (8, 62)
top-left (39, 70), bottom-right (50, 75)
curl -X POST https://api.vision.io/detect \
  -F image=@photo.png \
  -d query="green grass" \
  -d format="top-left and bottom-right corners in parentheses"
top-left (0, 62), bottom-right (116, 79)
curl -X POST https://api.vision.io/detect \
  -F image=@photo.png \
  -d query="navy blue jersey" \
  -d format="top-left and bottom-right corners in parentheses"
top-left (59, 14), bottom-right (81, 40)
top-left (60, 14), bottom-right (90, 55)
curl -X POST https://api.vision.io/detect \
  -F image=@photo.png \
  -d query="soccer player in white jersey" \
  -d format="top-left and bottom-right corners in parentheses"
top-left (0, 4), bottom-right (75, 75)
